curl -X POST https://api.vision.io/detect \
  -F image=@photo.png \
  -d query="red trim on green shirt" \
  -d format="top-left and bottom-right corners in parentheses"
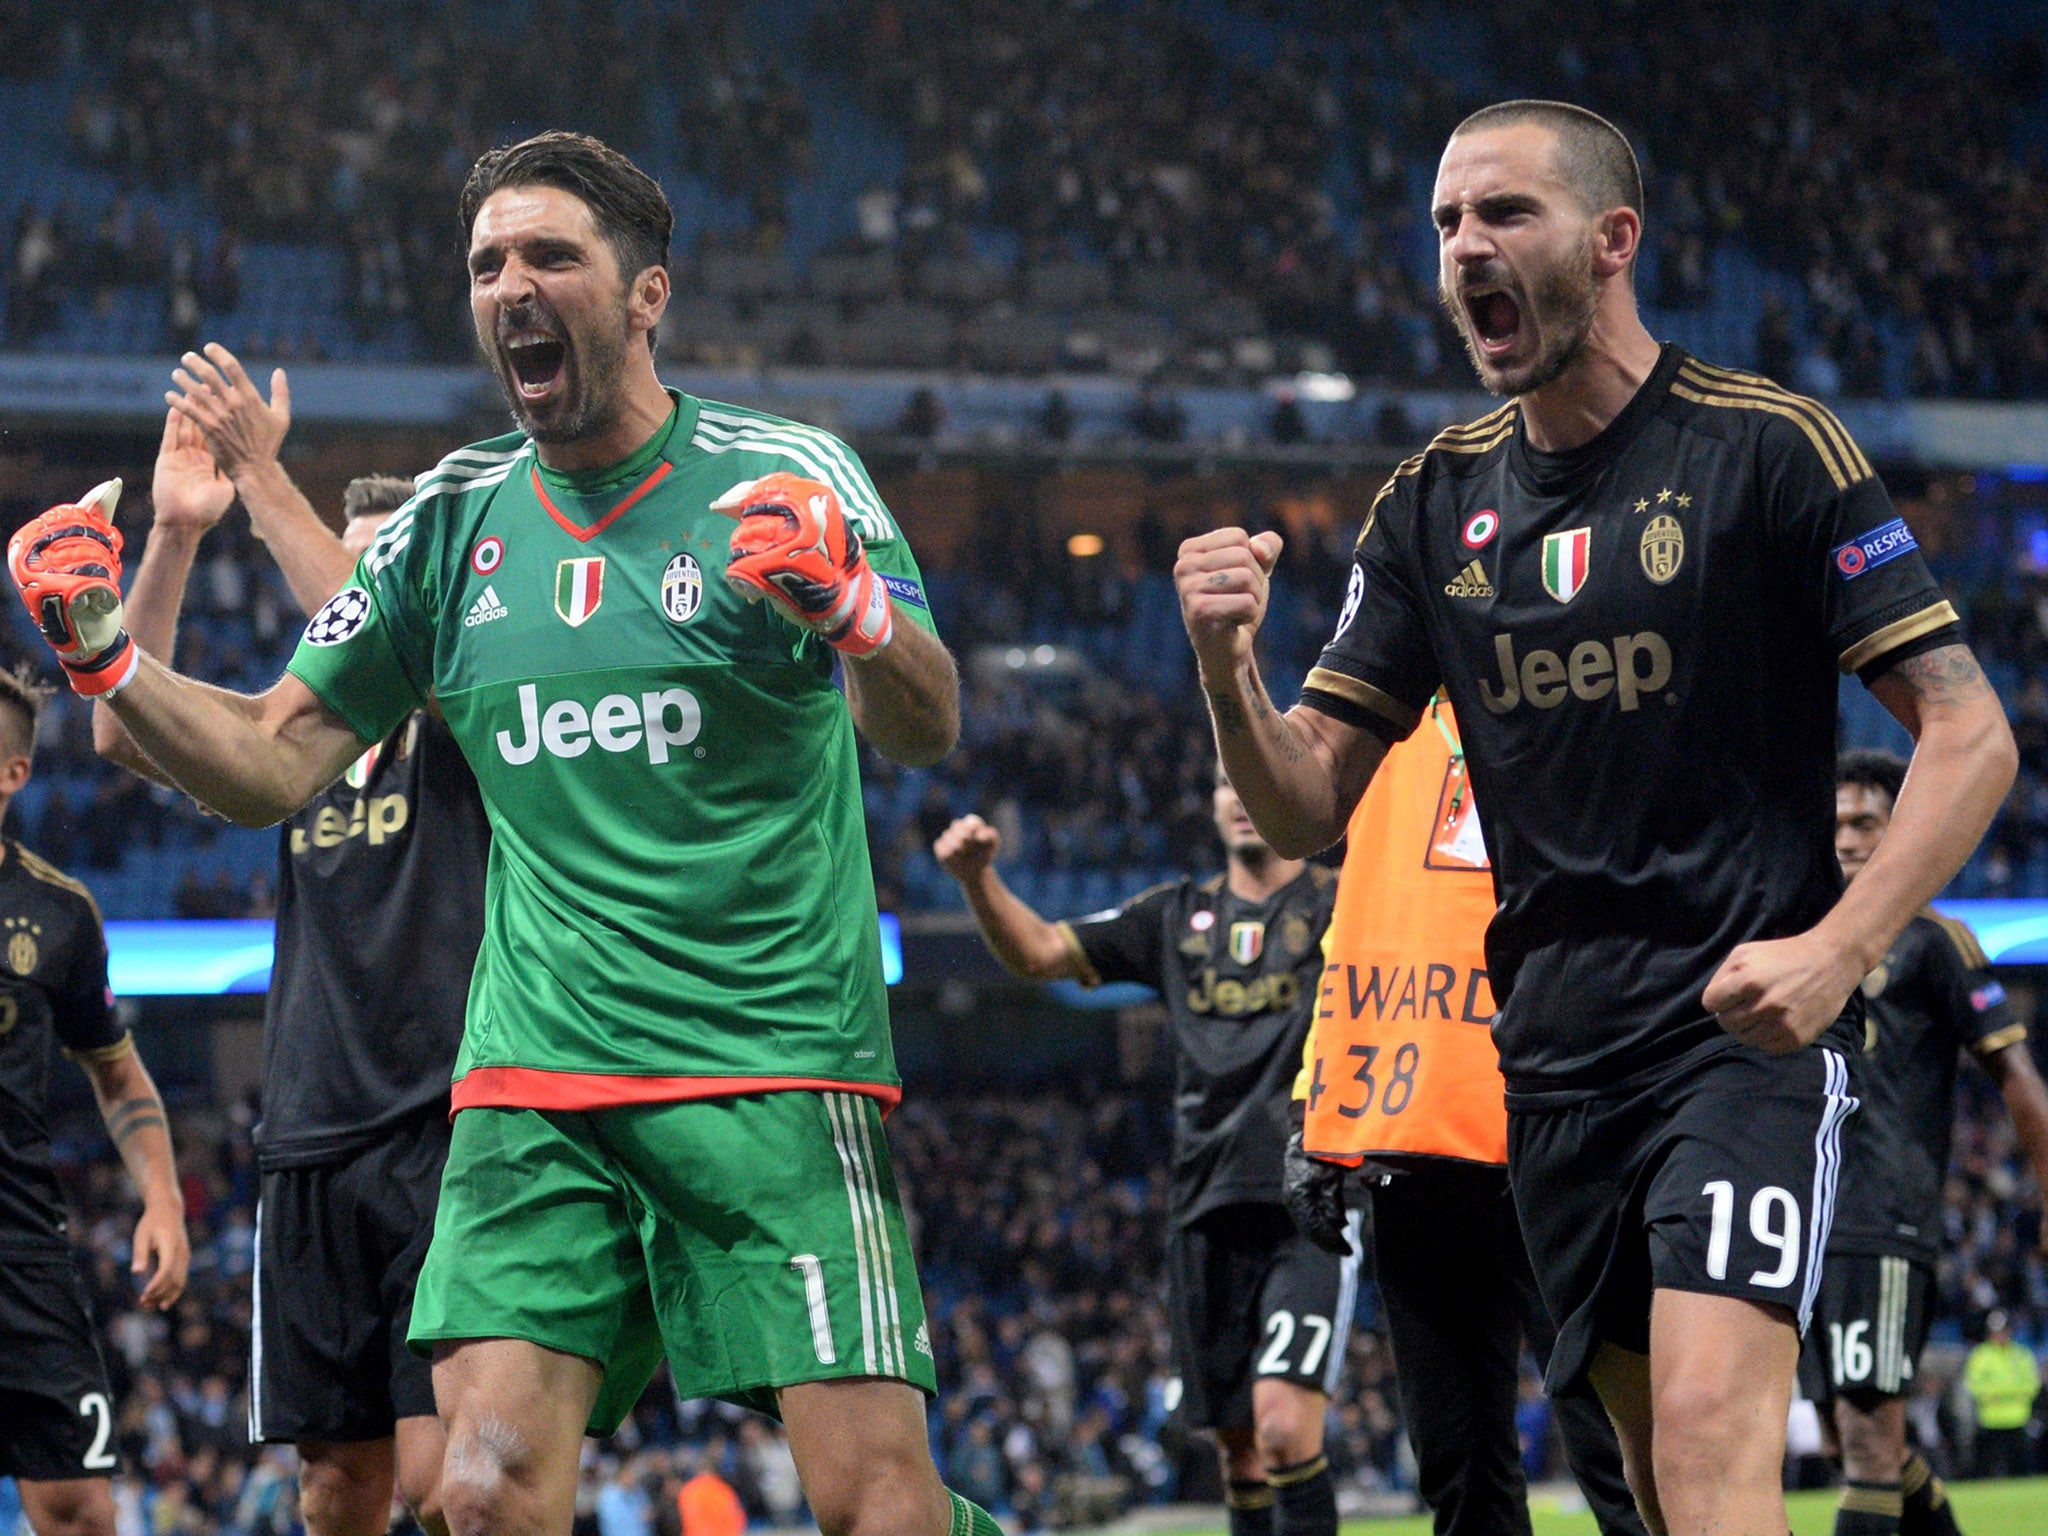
top-left (530, 461), bottom-right (674, 542)
top-left (451, 1066), bottom-right (902, 1114)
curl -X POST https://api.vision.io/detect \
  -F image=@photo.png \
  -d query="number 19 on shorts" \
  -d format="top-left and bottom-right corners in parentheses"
top-left (1700, 1179), bottom-right (1801, 1288)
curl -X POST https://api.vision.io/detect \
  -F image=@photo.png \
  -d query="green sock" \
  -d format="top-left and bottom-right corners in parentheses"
top-left (947, 1491), bottom-right (1004, 1536)
top-left (1899, 1455), bottom-right (1963, 1536)
top-left (1834, 1479), bottom-right (1902, 1536)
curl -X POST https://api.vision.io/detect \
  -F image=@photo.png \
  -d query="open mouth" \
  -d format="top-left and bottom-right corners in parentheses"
top-left (1464, 286), bottom-right (1523, 356)
top-left (504, 333), bottom-right (567, 400)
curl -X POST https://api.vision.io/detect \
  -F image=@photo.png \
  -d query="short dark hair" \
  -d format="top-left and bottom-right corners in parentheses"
top-left (342, 475), bottom-right (415, 523)
top-left (0, 661), bottom-right (52, 759)
top-left (1452, 100), bottom-right (1645, 221)
top-left (1838, 749), bottom-right (1907, 809)
top-left (459, 131), bottom-right (673, 283)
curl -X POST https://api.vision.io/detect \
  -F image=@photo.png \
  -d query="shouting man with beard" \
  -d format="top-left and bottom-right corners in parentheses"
top-left (6, 132), bottom-right (985, 1536)
top-left (1174, 101), bottom-right (2016, 1536)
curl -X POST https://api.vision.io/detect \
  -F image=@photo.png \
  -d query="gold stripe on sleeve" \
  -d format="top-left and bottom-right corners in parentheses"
top-left (1053, 921), bottom-right (1103, 988)
top-left (63, 1034), bottom-right (135, 1065)
top-left (1302, 668), bottom-right (1425, 732)
top-left (1837, 602), bottom-right (1960, 675)
top-left (1925, 909), bottom-right (1991, 969)
top-left (1669, 377), bottom-right (1852, 490)
top-left (1680, 361), bottom-right (1874, 482)
top-left (1971, 1024), bottom-right (2028, 1058)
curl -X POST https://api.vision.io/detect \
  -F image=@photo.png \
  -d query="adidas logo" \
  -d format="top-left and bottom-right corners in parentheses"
top-left (1444, 560), bottom-right (1494, 598)
top-left (463, 585), bottom-right (509, 627)
top-left (913, 1322), bottom-right (933, 1358)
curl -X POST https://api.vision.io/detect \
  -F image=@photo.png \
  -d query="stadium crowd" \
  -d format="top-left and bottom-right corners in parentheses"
top-left (0, 1), bottom-right (2038, 393)
top-left (12, 1057), bottom-right (2045, 1536)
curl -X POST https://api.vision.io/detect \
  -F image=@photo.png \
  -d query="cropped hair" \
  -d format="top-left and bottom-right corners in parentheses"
top-left (342, 475), bottom-right (415, 522)
top-left (1452, 99), bottom-right (1644, 221)
top-left (460, 131), bottom-right (673, 283)
top-left (0, 660), bottom-right (53, 758)
top-left (1837, 749), bottom-right (1908, 810)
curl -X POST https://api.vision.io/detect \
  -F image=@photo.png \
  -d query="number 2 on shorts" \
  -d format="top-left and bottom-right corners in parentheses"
top-left (1701, 1179), bottom-right (1801, 1287)
top-left (80, 1391), bottom-right (116, 1469)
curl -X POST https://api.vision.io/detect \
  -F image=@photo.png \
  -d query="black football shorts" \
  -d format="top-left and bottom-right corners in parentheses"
top-left (1167, 1201), bottom-right (1363, 1429)
top-left (0, 1251), bottom-right (119, 1481)
top-left (1797, 1252), bottom-right (1932, 1409)
top-left (250, 1110), bottom-right (449, 1444)
top-left (1509, 1041), bottom-right (1857, 1395)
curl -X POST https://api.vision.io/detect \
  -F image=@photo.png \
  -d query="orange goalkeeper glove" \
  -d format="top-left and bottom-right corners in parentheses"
top-left (711, 472), bottom-right (893, 656)
top-left (7, 479), bottom-right (138, 696)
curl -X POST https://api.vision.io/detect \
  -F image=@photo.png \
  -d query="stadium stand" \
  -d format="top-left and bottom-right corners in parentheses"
top-left (0, 1), bottom-right (2041, 394)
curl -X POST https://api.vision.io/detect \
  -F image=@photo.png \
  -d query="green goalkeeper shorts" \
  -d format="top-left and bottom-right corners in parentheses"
top-left (408, 1090), bottom-right (935, 1433)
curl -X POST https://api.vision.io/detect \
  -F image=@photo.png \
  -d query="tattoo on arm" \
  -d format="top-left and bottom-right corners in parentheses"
top-left (1250, 689), bottom-right (1306, 762)
top-left (1209, 693), bottom-right (1247, 734)
top-left (104, 1095), bottom-right (168, 1150)
top-left (1886, 643), bottom-right (1990, 703)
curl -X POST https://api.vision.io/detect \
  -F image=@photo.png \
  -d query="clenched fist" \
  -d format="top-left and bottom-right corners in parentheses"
top-left (1176, 527), bottom-right (1284, 677)
top-left (934, 814), bottom-right (1002, 882)
top-left (1702, 929), bottom-right (1864, 1055)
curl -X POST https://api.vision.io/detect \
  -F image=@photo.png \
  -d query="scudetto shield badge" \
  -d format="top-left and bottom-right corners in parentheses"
top-left (555, 557), bottom-right (606, 627)
top-left (1640, 514), bottom-right (1684, 584)
top-left (1541, 528), bottom-right (1591, 603)
top-left (1228, 921), bottom-right (1265, 965)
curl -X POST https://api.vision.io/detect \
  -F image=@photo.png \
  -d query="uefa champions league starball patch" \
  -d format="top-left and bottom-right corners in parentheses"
top-left (305, 587), bottom-right (372, 645)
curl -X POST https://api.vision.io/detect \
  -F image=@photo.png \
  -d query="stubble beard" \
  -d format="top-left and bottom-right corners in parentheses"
top-left (1445, 241), bottom-right (1601, 399)
top-left (482, 294), bottom-right (634, 445)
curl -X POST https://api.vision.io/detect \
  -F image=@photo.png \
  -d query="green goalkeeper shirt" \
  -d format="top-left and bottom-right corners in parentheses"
top-left (286, 391), bottom-right (935, 1114)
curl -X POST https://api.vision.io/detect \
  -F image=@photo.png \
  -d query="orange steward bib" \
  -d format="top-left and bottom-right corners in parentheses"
top-left (1302, 701), bottom-right (1507, 1166)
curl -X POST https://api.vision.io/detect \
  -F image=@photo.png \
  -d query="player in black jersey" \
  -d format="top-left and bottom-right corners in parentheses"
top-left (0, 662), bottom-right (191, 1536)
top-left (1797, 751), bottom-right (2048, 1536)
top-left (934, 775), bottom-right (1348, 1536)
top-left (1177, 101), bottom-right (2017, 1536)
top-left (93, 361), bottom-right (489, 1536)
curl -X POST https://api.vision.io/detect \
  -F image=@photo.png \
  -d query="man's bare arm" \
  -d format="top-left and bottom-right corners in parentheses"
top-left (94, 524), bottom-right (203, 783)
top-left (842, 618), bottom-right (959, 768)
top-left (933, 815), bottom-right (1087, 980)
top-left (1177, 528), bottom-right (1386, 855)
top-left (228, 459), bottom-right (357, 615)
top-left (167, 346), bottom-right (356, 614)
top-left (1834, 644), bottom-right (2017, 966)
top-left (1981, 1041), bottom-right (2048, 1257)
top-left (93, 410), bottom-right (234, 780)
top-left (1706, 642), bottom-right (2017, 1051)
top-left (103, 661), bottom-right (371, 827)
top-left (79, 1040), bottom-right (189, 1310)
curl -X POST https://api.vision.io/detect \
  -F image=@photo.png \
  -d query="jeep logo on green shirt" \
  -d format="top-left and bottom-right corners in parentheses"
top-left (495, 682), bottom-right (702, 764)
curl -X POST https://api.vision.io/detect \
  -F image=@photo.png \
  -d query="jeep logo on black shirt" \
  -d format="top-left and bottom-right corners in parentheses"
top-left (1477, 631), bottom-right (1673, 714)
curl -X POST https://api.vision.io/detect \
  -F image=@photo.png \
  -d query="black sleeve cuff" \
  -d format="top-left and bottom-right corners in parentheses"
top-left (1299, 687), bottom-right (1405, 746)
top-left (1855, 622), bottom-right (1964, 685)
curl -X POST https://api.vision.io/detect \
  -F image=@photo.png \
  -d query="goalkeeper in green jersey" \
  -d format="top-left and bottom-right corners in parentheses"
top-left (6, 132), bottom-right (998, 1536)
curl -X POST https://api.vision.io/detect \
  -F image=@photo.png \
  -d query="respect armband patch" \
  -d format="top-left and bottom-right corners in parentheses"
top-left (1832, 518), bottom-right (1918, 580)
top-left (879, 573), bottom-right (929, 611)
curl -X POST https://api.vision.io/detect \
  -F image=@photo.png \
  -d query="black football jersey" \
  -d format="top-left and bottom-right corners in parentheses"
top-left (1303, 346), bottom-right (1958, 1095)
top-left (1829, 911), bottom-right (2022, 1266)
top-left (0, 841), bottom-right (122, 1254)
top-left (256, 710), bottom-right (488, 1167)
top-left (1062, 865), bottom-right (1337, 1222)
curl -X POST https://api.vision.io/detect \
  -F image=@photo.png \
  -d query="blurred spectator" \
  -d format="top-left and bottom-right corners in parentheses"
top-left (1963, 1310), bottom-right (2039, 1477)
top-left (675, 1456), bottom-right (746, 1536)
